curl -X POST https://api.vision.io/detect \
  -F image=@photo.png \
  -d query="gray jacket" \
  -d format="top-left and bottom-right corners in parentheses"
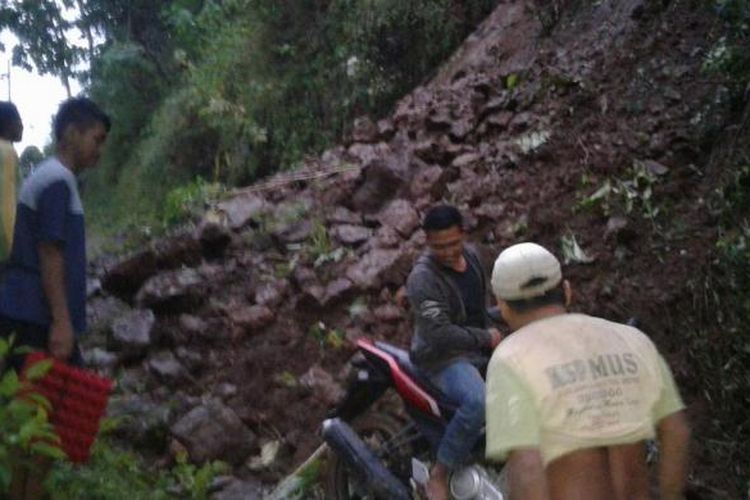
top-left (407, 245), bottom-right (493, 373)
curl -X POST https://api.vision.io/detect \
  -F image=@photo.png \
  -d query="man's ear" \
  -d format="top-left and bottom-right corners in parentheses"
top-left (498, 298), bottom-right (512, 323)
top-left (60, 124), bottom-right (80, 146)
top-left (563, 280), bottom-right (573, 307)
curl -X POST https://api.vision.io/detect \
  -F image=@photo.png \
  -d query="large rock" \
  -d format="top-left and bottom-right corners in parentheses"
top-left (217, 194), bottom-right (268, 230)
top-left (273, 219), bottom-right (313, 244)
top-left (330, 224), bottom-right (372, 246)
top-left (171, 400), bottom-right (256, 465)
top-left (351, 115), bottom-right (379, 143)
top-left (350, 155), bottom-right (409, 213)
top-left (147, 351), bottom-right (187, 385)
top-left (111, 309), bottom-right (155, 358)
top-left (82, 347), bottom-right (118, 371)
top-left (327, 206), bottom-right (362, 225)
top-left (346, 249), bottom-right (411, 290)
top-left (211, 478), bottom-right (263, 500)
top-left (178, 314), bottom-right (212, 342)
top-left (346, 142), bottom-right (391, 167)
top-left (108, 394), bottom-right (173, 452)
top-left (410, 165), bottom-right (450, 199)
top-left (102, 249), bottom-right (158, 298)
top-left (373, 304), bottom-right (404, 323)
top-left (136, 268), bottom-right (206, 312)
top-left (377, 199), bottom-right (420, 238)
top-left (195, 215), bottom-right (232, 259)
top-left (323, 278), bottom-right (355, 305)
top-left (87, 295), bottom-right (131, 336)
top-left (152, 233), bottom-right (204, 269)
top-left (228, 304), bottom-right (275, 334)
top-left (299, 365), bottom-right (345, 406)
top-left (254, 281), bottom-right (288, 309)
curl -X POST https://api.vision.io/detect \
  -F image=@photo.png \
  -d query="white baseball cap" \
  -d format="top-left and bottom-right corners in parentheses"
top-left (492, 242), bottom-right (562, 300)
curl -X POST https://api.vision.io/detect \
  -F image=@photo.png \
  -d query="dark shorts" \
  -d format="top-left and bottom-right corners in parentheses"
top-left (0, 315), bottom-right (83, 374)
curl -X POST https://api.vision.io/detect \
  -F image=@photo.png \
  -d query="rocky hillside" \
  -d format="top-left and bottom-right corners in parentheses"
top-left (85, 0), bottom-right (747, 497)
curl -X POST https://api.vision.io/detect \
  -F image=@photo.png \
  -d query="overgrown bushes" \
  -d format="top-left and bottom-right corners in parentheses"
top-left (83, 0), bottom-right (499, 240)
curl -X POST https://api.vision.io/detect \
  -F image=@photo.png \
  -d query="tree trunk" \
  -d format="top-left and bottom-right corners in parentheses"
top-left (61, 73), bottom-right (71, 98)
top-left (75, 0), bottom-right (96, 61)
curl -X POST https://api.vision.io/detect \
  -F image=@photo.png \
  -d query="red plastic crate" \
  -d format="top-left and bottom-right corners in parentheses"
top-left (22, 352), bottom-right (114, 464)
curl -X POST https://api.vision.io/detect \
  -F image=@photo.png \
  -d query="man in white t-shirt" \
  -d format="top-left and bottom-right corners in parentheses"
top-left (486, 242), bottom-right (691, 500)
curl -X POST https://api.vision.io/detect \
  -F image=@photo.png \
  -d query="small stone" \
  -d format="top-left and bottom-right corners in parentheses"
top-left (147, 351), bottom-right (186, 384)
top-left (373, 304), bottom-right (403, 323)
top-left (643, 159), bottom-right (669, 176)
top-left (299, 365), bottom-right (345, 406)
top-left (352, 115), bottom-right (379, 143)
top-left (323, 278), bottom-right (355, 305)
top-left (215, 383), bottom-right (238, 400)
top-left (111, 309), bottom-right (155, 358)
top-left (330, 224), bottom-right (373, 246)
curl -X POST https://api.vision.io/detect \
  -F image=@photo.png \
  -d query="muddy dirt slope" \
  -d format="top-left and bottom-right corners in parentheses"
top-left (88, 0), bottom-right (747, 497)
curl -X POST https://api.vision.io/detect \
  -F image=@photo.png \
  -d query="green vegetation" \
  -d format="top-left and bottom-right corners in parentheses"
top-left (162, 177), bottom-right (226, 227)
top-left (1, 0), bottom-right (497, 243)
top-left (685, 159), bottom-right (750, 495)
top-left (48, 430), bottom-right (228, 499)
top-left (575, 161), bottom-right (665, 225)
top-left (706, 0), bottom-right (750, 96)
top-left (1, 338), bottom-right (226, 499)
top-left (0, 340), bottom-right (63, 494)
top-left (693, 2), bottom-right (750, 485)
top-left (308, 321), bottom-right (345, 350)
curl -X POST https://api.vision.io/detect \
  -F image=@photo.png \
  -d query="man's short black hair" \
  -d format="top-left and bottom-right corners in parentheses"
top-left (53, 97), bottom-right (111, 142)
top-left (0, 101), bottom-right (21, 138)
top-left (504, 283), bottom-right (566, 314)
top-left (423, 204), bottom-right (463, 232)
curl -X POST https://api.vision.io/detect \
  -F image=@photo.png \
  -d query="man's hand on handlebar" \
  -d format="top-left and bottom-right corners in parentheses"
top-left (489, 327), bottom-right (504, 348)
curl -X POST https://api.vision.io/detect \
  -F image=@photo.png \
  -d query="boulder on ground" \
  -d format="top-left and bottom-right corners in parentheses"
top-left (147, 351), bottom-right (187, 385)
top-left (377, 199), bottom-right (420, 238)
top-left (346, 248), bottom-right (411, 290)
top-left (330, 224), bottom-right (372, 246)
top-left (217, 194), bottom-right (268, 230)
top-left (111, 309), bottom-right (155, 358)
top-left (171, 400), bottom-right (256, 465)
top-left (136, 268), bottom-right (206, 312)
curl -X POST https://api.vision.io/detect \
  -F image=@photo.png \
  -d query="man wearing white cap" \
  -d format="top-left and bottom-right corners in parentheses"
top-left (485, 242), bottom-right (690, 500)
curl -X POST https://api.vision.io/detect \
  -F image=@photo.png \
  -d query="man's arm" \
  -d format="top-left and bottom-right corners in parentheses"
top-left (507, 448), bottom-right (550, 500)
top-left (38, 241), bottom-right (74, 360)
top-left (407, 271), bottom-right (493, 353)
top-left (657, 410), bottom-right (691, 500)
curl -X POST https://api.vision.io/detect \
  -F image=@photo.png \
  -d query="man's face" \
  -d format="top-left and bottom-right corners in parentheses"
top-left (73, 122), bottom-right (108, 170)
top-left (426, 225), bottom-right (465, 269)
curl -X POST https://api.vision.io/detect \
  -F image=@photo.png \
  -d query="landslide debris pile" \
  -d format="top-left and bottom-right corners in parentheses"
top-left (84, 0), bottom-right (745, 497)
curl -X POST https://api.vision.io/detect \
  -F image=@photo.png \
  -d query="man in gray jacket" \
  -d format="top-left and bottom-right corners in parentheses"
top-left (407, 204), bottom-right (502, 500)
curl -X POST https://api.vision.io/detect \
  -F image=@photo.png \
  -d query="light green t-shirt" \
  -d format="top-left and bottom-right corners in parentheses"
top-left (486, 313), bottom-right (685, 466)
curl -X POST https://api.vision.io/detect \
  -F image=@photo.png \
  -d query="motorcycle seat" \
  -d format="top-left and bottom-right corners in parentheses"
top-left (373, 341), bottom-right (458, 413)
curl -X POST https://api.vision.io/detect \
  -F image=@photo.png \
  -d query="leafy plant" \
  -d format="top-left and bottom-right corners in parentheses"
top-left (0, 337), bottom-right (63, 494)
top-left (48, 427), bottom-right (228, 500)
top-left (575, 161), bottom-right (664, 224)
top-left (169, 451), bottom-right (229, 500)
top-left (163, 177), bottom-right (226, 227)
top-left (308, 322), bottom-right (345, 349)
top-left (704, 0), bottom-right (750, 99)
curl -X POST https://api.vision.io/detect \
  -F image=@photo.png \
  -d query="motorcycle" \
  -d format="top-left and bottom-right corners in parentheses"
top-left (322, 337), bottom-right (507, 500)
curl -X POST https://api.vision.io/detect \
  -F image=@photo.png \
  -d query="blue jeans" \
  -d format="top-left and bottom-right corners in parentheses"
top-left (431, 361), bottom-right (485, 469)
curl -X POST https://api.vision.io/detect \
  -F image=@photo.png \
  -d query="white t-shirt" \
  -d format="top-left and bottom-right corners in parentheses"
top-left (486, 313), bottom-right (685, 466)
